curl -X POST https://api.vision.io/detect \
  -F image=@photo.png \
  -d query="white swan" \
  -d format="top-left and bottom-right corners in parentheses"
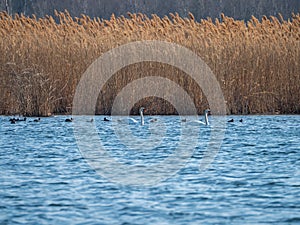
top-left (183, 109), bottom-right (210, 125)
top-left (128, 118), bottom-right (138, 123)
top-left (139, 107), bottom-right (145, 126)
top-left (117, 117), bottom-right (138, 124)
top-left (117, 107), bottom-right (145, 125)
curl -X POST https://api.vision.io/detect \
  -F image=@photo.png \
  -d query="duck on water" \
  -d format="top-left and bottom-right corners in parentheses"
top-left (9, 117), bottom-right (26, 124)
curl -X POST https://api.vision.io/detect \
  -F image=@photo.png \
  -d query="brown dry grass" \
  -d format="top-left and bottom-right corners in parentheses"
top-left (0, 10), bottom-right (299, 116)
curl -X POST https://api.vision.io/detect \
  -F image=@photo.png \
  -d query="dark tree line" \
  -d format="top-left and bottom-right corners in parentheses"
top-left (0, 0), bottom-right (299, 20)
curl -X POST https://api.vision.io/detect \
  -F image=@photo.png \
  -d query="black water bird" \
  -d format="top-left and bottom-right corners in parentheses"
top-left (150, 118), bottom-right (157, 123)
top-left (33, 118), bottom-right (40, 122)
top-left (228, 119), bottom-right (234, 122)
top-left (65, 118), bottom-right (73, 122)
top-left (9, 117), bottom-right (26, 123)
top-left (103, 117), bottom-right (110, 122)
top-left (239, 119), bottom-right (243, 122)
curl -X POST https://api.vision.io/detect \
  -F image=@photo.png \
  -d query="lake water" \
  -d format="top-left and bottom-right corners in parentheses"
top-left (0, 115), bottom-right (299, 224)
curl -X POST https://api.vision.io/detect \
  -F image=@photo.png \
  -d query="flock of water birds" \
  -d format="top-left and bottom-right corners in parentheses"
top-left (8, 107), bottom-right (243, 125)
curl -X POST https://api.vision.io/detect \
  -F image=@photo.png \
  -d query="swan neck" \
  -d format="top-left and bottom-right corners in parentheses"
top-left (140, 110), bottom-right (144, 125)
top-left (204, 112), bottom-right (209, 125)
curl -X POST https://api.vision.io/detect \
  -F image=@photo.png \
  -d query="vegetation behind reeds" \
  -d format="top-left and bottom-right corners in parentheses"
top-left (0, 11), bottom-right (299, 116)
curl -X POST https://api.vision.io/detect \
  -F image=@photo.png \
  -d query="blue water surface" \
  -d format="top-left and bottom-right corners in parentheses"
top-left (0, 115), bottom-right (299, 224)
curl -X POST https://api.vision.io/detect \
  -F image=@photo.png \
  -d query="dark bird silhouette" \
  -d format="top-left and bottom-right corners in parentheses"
top-left (65, 118), bottom-right (73, 122)
top-left (33, 118), bottom-right (40, 122)
top-left (9, 117), bottom-right (26, 123)
top-left (228, 119), bottom-right (234, 122)
top-left (239, 119), bottom-right (243, 122)
top-left (103, 117), bottom-right (110, 122)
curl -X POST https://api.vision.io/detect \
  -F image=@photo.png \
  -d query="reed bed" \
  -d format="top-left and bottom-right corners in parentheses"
top-left (0, 10), bottom-right (299, 116)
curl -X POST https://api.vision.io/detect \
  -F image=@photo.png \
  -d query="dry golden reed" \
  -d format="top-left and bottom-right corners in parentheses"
top-left (0, 10), bottom-right (299, 116)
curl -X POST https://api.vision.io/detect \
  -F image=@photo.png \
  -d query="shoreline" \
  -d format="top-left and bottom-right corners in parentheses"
top-left (2, 113), bottom-right (300, 117)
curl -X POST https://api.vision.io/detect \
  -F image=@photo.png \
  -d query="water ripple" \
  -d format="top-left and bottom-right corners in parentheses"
top-left (0, 115), bottom-right (299, 224)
